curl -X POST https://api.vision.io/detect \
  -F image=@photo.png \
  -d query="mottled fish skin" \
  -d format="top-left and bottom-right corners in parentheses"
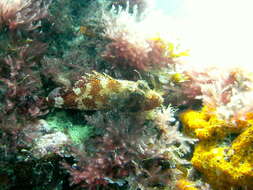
top-left (47, 71), bottom-right (163, 112)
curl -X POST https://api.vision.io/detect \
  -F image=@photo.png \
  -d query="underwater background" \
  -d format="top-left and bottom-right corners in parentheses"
top-left (0, 0), bottom-right (253, 190)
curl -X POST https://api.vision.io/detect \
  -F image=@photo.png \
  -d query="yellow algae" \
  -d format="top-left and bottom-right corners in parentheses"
top-left (79, 26), bottom-right (95, 37)
top-left (149, 37), bottom-right (189, 58)
top-left (175, 179), bottom-right (199, 190)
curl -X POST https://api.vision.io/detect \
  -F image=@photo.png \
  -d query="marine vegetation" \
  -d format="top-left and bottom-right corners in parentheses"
top-left (180, 69), bottom-right (253, 190)
top-left (0, 0), bottom-right (252, 190)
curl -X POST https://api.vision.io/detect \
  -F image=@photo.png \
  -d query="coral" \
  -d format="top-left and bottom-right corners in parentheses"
top-left (180, 104), bottom-right (253, 141)
top-left (0, 0), bottom-right (52, 30)
top-left (47, 71), bottom-right (163, 112)
top-left (180, 105), bottom-right (253, 189)
top-left (191, 124), bottom-right (253, 190)
top-left (179, 69), bottom-right (253, 189)
top-left (179, 68), bottom-right (253, 189)
top-left (180, 107), bottom-right (234, 140)
top-left (5, 0), bottom-right (253, 189)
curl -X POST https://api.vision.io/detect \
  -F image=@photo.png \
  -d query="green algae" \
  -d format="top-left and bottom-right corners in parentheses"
top-left (46, 111), bottom-right (93, 144)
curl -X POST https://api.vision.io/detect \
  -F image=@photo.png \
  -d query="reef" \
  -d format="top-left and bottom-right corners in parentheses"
top-left (181, 109), bottom-right (253, 190)
top-left (0, 0), bottom-right (252, 190)
top-left (180, 70), bottom-right (253, 190)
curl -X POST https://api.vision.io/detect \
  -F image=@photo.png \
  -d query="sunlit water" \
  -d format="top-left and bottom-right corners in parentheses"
top-left (155, 0), bottom-right (253, 71)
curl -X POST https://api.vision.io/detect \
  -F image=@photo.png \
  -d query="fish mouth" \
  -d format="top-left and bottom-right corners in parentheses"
top-left (46, 87), bottom-right (63, 106)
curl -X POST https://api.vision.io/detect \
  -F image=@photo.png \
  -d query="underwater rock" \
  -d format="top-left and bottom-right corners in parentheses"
top-left (32, 131), bottom-right (69, 159)
top-left (47, 71), bottom-right (163, 112)
top-left (20, 119), bottom-right (70, 159)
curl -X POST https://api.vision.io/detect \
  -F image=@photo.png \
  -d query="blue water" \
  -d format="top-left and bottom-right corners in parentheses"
top-left (154, 0), bottom-right (184, 15)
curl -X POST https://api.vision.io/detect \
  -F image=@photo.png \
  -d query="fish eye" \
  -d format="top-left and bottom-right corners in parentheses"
top-left (137, 80), bottom-right (150, 90)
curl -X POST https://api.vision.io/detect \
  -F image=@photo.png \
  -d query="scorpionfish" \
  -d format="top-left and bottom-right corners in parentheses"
top-left (47, 71), bottom-right (163, 112)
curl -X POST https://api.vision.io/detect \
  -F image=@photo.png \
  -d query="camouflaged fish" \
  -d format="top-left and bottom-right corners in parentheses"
top-left (47, 71), bottom-right (163, 112)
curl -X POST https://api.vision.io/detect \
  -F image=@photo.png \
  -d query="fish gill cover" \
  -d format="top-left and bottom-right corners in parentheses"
top-left (0, 0), bottom-right (252, 190)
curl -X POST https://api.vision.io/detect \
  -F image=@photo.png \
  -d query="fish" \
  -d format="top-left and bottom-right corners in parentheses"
top-left (47, 71), bottom-right (163, 112)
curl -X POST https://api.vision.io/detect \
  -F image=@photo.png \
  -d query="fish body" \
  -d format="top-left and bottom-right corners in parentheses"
top-left (47, 72), bottom-right (163, 112)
